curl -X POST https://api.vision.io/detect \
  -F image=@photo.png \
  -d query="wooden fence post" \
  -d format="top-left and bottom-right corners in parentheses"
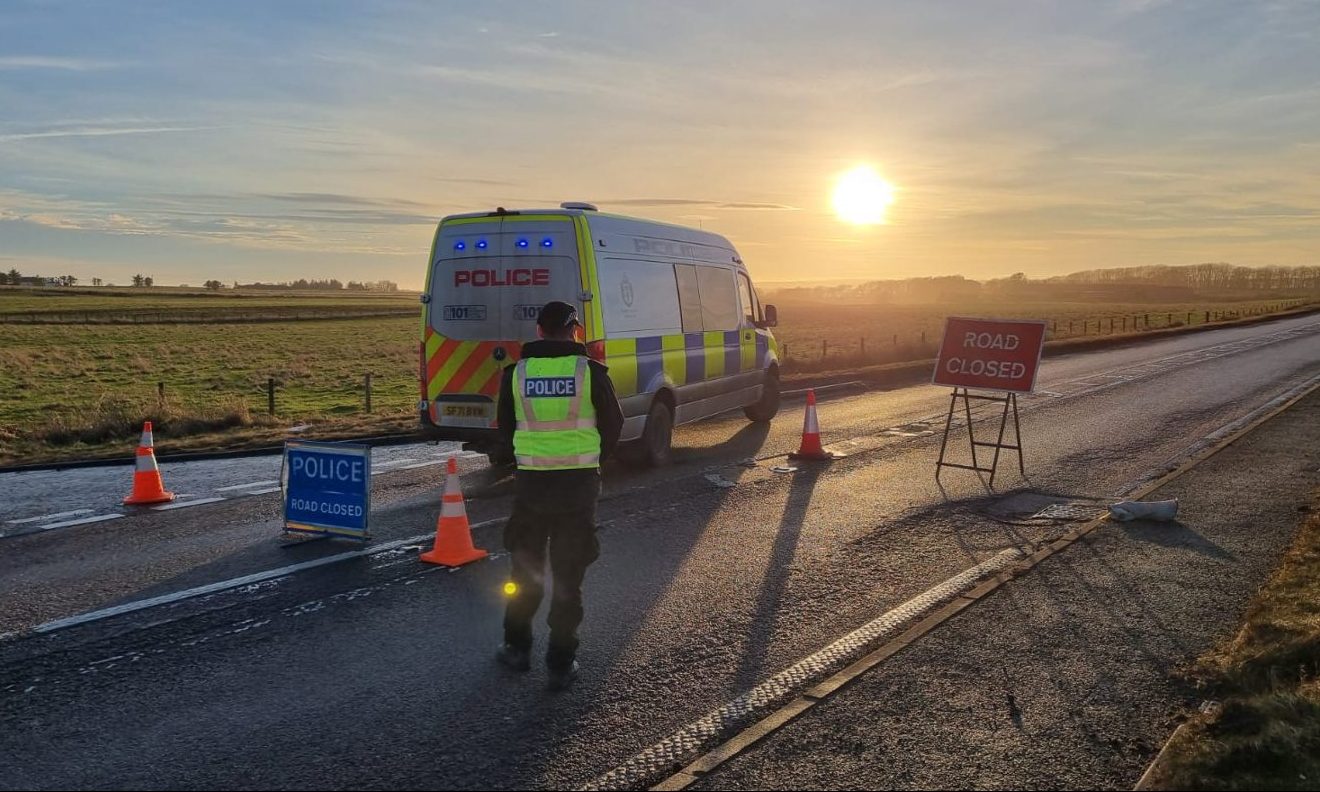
top-left (267, 377), bottom-right (276, 416)
top-left (364, 373), bottom-right (373, 413)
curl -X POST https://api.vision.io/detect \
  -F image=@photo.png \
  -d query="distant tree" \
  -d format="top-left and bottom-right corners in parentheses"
top-left (60, 275), bottom-right (78, 286)
top-left (143, 276), bottom-right (154, 288)
top-left (6, 268), bottom-right (19, 285)
top-left (91, 277), bottom-right (103, 287)
top-left (132, 274), bottom-right (145, 287)
top-left (204, 279), bottom-right (223, 290)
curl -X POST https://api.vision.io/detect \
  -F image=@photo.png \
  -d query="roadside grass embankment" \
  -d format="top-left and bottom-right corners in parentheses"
top-left (1143, 488), bottom-right (1320, 791)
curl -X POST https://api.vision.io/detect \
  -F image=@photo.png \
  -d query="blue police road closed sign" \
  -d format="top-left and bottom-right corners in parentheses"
top-left (282, 440), bottom-right (371, 540)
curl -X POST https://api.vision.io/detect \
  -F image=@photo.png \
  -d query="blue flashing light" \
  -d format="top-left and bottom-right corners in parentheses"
top-left (541, 238), bottom-right (553, 248)
top-left (476, 239), bottom-right (488, 250)
top-left (454, 241), bottom-right (466, 251)
top-left (517, 238), bottom-right (529, 248)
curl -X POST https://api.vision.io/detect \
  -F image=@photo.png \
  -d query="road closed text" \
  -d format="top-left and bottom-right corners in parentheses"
top-left (933, 318), bottom-right (1046, 393)
top-left (942, 357), bottom-right (1028, 380)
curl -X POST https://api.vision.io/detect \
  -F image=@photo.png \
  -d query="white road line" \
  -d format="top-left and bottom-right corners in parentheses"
top-left (151, 497), bottom-right (225, 511)
top-left (27, 519), bottom-right (502, 635)
top-left (216, 480), bottom-right (279, 492)
top-left (5, 508), bottom-right (94, 525)
top-left (245, 486), bottom-right (282, 495)
top-left (399, 460), bottom-right (443, 470)
top-left (31, 514), bottom-right (123, 532)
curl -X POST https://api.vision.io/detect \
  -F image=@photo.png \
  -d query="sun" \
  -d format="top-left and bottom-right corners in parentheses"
top-left (832, 165), bottom-right (896, 225)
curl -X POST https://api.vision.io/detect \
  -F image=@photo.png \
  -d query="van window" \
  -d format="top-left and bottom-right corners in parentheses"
top-left (430, 255), bottom-right (581, 341)
top-left (697, 266), bottom-right (740, 332)
top-left (675, 264), bottom-right (703, 333)
top-left (737, 272), bottom-right (757, 325)
top-left (599, 258), bottom-right (682, 336)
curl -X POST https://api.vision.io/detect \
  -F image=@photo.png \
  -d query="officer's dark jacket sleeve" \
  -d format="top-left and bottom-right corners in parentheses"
top-left (588, 360), bottom-right (624, 463)
top-left (497, 366), bottom-right (516, 452)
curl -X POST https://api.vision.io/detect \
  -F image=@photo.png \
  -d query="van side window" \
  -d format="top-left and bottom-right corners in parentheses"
top-left (698, 267), bottom-right (740, 331)
top-left (675, 264), bottom-right (703, 333)
top-left (737, 273), bottom-right (757, 325)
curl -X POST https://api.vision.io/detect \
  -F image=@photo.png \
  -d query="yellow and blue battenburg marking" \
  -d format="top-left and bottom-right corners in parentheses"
top-left (600, 330), bottom-right (774, 398)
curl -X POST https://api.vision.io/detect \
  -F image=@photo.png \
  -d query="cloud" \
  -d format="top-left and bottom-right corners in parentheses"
top-left (256, 192), bottom-right (435, 209)
top-left (599, 198), bottom-right (799, 211)
top-left (0, 125), bottom-right (215, 143)
top-left (715, 202), bottom-right (798, 211)
top-left (0, 56), bottom-right (124, 71)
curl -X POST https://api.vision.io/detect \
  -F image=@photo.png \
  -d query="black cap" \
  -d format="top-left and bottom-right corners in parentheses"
top-left (536, 300), bottom-right (581, 331)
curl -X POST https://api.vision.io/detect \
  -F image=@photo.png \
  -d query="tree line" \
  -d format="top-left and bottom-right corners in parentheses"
top-left (769, 263), bottom-right (1320, 305)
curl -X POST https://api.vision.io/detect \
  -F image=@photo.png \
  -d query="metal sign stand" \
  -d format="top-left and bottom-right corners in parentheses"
top-left (935, 387), bottom-right (1024, 487)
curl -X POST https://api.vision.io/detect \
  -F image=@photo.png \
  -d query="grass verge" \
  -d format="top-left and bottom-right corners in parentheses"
top-left (1149, 487), bottom-right (1320, 790)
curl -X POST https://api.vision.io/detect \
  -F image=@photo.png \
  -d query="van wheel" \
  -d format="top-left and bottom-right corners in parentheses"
top-left (744, 373), bottom-right (780, 422)
top-left (624, 399), bottom-right (673, 467)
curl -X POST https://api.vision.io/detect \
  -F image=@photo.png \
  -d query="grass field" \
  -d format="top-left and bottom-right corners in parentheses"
top-left (1149, 488), bottom-right (1320, 790)
top-left (0, 286), bottom-right (417, 323)
top-left (0, 288), bottom-right (1315, 464)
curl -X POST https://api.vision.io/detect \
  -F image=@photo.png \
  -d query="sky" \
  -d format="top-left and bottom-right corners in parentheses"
top-left (1, 0), bottom-right (1317, 289)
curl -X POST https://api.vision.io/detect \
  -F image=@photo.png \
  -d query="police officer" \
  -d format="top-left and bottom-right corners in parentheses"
top-left (495, 300), bottom-right (623, 689)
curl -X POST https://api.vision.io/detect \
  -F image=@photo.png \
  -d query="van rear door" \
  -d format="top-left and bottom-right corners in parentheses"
top-left (430, 218), bottom-right (582, 344)
top-left (425, 216), bottom-right (583, 422)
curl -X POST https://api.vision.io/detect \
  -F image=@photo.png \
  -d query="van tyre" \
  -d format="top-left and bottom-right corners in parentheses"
top-left (744, 373), bottom-right (780, 422)
top-left (624, 400), bottom-right (673, 467)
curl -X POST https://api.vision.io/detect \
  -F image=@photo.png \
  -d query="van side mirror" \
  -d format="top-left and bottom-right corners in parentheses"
top-left (761, 304), bottom-right (778, 328)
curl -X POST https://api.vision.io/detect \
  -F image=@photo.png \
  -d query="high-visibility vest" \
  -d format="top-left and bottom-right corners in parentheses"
top-left (512, 356), bottom-right (601, 470)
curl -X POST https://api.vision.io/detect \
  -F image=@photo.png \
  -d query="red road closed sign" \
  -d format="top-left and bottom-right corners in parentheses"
top-left (933, 317), bottom-right (1047, 393)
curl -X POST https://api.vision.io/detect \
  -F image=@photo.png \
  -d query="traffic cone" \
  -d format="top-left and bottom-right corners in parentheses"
top-left (123, 421), bottom-right (175, 505)
top-left (788, 389), bottom-right (841, 461)
top-left (420, 457), bottom-right (488, 567)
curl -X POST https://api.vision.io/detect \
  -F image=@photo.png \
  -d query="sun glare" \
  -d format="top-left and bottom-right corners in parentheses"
top-left (832, 165), bottom-right (896, 225)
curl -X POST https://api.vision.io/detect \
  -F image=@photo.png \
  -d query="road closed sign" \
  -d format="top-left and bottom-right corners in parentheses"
top-left (933, 317), bottom-right (1047, 393)
top-left (282, 440), bottom-right (371, 540)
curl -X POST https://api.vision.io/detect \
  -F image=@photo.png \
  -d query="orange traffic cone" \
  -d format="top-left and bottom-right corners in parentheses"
top-left (420, 457), bottom-right (488, 567)
top-left (788, 389), bottom-right (842, 461)
top-left (123, 421), bottom-right (175, 505)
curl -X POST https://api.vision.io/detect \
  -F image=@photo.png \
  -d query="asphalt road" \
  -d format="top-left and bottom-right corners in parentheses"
top-left (1, 313), bottom-right (1318, 790)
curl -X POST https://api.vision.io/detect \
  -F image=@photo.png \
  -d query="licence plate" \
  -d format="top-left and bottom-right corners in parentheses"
top-left (442, 404), bottom-right (491, 418)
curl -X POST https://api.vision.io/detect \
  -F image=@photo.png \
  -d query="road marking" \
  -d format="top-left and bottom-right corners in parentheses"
top-left (216, 480), bottom-right (279, 492)
top-left (584, 547), bottom-right (1029, 791)
top-left (782, 380), bottom-right (864, 398)
top-left (5, 508), bottom-right (94, 525)
top-left (245, 486), bottom-right (282, 495)
top-left (25, 519), bottom-right (502, 636)
top-left (399, 460), bottom-right (443, 470)
top-left (150, 497), bottom-right (225, 511)
top-left (8, 513), bottom-right (124, 534)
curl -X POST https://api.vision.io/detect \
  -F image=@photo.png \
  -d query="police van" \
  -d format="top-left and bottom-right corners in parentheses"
top-left (419, 202), bottom-right (780, 465)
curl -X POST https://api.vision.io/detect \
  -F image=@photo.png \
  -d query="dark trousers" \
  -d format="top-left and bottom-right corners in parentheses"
top-left (502, 469), bottom-right (601, 671)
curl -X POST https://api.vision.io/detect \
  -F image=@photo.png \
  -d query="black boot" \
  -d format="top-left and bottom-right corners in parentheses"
top-left (546, 660), bottom-right (580, 691)
top-left (495, 643), bottom-right (531, 672)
